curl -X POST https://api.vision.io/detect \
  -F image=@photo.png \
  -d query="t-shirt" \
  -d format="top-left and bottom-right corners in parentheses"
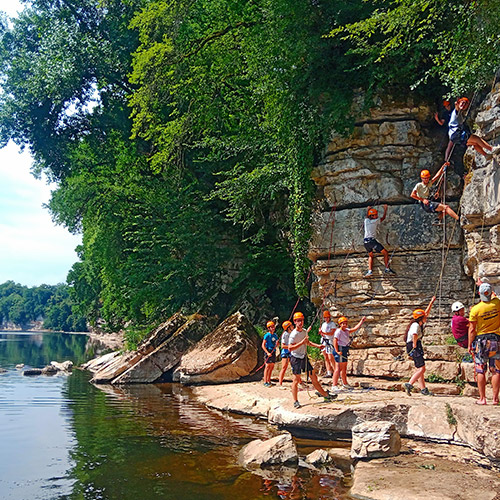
top-left (469, 297), bottom-right (500, 336)
top-left (321, 321), bottom-right (336, 342)
top-left (451, 315), bottom-right (469, 348)
top-left (288, 328), bottom-right (307, 359)
top-left (406, 322), bottom-right (422, 344)
top-left (263, 332), bottom-right (278, 352)
top-left (334, 327), bottom-right (350, 347)
top-left (448, 109), bottom-right (465, 139)
top-left (438, 108), bottom-right (452, 126)
top-left (364, 217), bottom-right (380, 239)
top-left (413, 182), bottom-right (432, 200)
top-left (281, 330), bottom-right (291, 348)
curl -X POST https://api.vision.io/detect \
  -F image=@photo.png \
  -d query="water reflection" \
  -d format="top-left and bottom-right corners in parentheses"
top-left (0, 332), bottom-right (350, 499)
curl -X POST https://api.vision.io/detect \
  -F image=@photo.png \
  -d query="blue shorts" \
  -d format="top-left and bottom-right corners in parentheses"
top-left (420, 201), bottom-right (439, 213)
top-left (281, 349), bottom-right (291, 359)
top-left (364, 238), bottom-right (384, 253)
top-left (333, 345), bottom-right (349, 363)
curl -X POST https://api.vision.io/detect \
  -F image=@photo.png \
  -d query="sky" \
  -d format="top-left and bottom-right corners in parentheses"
top-left (0, 0), bottom-right (82, 286)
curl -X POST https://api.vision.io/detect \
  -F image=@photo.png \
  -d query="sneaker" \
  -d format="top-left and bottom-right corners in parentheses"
top-left (404, 382), bottom-right (413, 396)
top-left (330, 385), bottom-right (342, 393)
top-left (384, 267), bottom-right (396, 275)
top-left (293, 400), bottom-right (301, 409)
top-left (342, 384), bottom-right (354, 391)
top-left (421, 387), bottom-right (434, 396)
top-left (323, 395), bottom-right (336, 403)
top-left (325, 372), bottom-right (333, 378)
top-left (327, 391), bottom-right (338, 399)
top-left (263, 382), bottom-right (270, 387)
top-left (365, 270), bottom-right (373, 278)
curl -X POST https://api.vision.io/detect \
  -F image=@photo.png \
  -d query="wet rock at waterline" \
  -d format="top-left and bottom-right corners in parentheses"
top-left (305, 449), bottom-right (332, 466)
top-left (0, 368), bottom-right (7, 373)
top-left (42, 365), bottom-right (58, 375)
top-left (23, 369), bottom-right (43, 376)
top-left (238, 432), bottom-right (298, 468)
top-left (351, 421), bottom-right (401, 459)
top-left (172, 312), bottom-right (262, 385)
top-left (51, 360), bottom-right (73, 372)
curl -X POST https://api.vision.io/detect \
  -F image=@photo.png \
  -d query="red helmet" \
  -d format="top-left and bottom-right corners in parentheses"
top-left (367, 208), bottom-right (378, 217)
top-left (282, 320), bottom-right (293, 331)
top-left (412, 309), bottom-right (425, 320)
top-left (442, 100), bottom-right (450, 107)
top-left (457, 97), bottom-right (469, 105)
top-left (293, 312), bottom-right (304, 321)
top-left (420, 169), bottom-right (431, 179)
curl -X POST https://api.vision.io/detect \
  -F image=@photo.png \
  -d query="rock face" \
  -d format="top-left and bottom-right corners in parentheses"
top-left (351, 420), bottom-right (401, 459)
top-left (461, 82), bottom-right (500, 287)
top-left (172, 312), bottom-right (262, 384)
top-left (309, 94), bottom-right (471, 354)
top-left (238, 432), bottom-right (298, 468)
top-left (85, 312), bottom-right (261, 385)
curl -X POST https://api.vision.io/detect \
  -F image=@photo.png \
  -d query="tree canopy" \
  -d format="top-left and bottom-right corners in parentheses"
top-left (1, 0), bottom-right (499, 340)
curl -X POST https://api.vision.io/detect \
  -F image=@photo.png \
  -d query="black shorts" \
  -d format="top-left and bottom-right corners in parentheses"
top-left (407, 341), bottom-right (425, 368)
top-left (265, 353), bottom-right (276, 364)
top-left (420, 201), bottom-right (439, 214)
top-left (450, 125), bottom-right (471, 145)
top-left (364, 238), bottom-right (384, 253)
top-left (290, 355), bottom-right (314, 375)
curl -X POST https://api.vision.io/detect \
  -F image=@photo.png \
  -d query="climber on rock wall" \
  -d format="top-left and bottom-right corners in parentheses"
top-left (404, 296), bottom-right (437, 396)
top-left (363, 204), bottom-right (395, 277)
top-left (444, 97), bottom-right (500, 162)
top-left (411, 167), bottom-right (459, 220)
top-left (468, 283), bottom-right (500, 405)
top-left (434, 99), bottom-right (453, 127)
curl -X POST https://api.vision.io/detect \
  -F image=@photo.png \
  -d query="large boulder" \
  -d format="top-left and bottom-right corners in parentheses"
top-left (238, 432), bottom-right (298, 468)
top-left (112, 314), bottom-right (215, 384)
top-left (351, 420), bottom-right (401, 459)
top-left (173, 312), bottom-right (262, 385)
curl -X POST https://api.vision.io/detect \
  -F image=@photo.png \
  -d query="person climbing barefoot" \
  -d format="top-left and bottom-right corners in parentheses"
top-left (445, 97), bottom-right (500, 161)
top-left (278, 320), bottom-right (293, 386)
top-left (331, 316), bottom-right (366, 392)
top-left (404, 296), bottom-right (436, 396)
top-left (319, 310), bottom-right (337, 377)
top-left (261, 320), bottom-right (278, 387)
top-left (411, 168), bottom-right (459, 220)
top-left (363, 204), bottom-right (395, 278)
top-left (468, 283), bottom-right (500, 405)
top-left (288, 312), bottom-right (336, 408)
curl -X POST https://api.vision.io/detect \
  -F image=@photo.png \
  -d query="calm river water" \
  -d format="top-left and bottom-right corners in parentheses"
top-left (0, 331), bottom-right (349, 499)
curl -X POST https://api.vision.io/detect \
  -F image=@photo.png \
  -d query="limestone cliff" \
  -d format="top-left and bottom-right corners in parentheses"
top-left (308, 93), bottom-right (488, 380)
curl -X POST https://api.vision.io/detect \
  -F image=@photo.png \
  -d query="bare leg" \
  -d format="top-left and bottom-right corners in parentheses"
top-left (368, 252), bottom-right (374, 271)
top-left (476, 372), bottom-right (487, 404)
top-left (309, 371), bottom-right (328, 397)
top-left (382, 248), bottom-right (389, 267)
top-left (445, 140), bottom-right (454, 161)
top-left (468, 134), bottom-right (492, 154)
top-left (436, 203), bottom-right (459, 220)
top-left (409, 366), bottom-right (425, 388)
top-left (279, 358), bottom-right (289, 385)
top-left (339, 362), bottom-right (348, 385)
top-left (492, 363), bottom-right (500, 404)
top-left (291, 374), bottom-right (302, 402)
top-left (332, 363), bottom-right (341, 387)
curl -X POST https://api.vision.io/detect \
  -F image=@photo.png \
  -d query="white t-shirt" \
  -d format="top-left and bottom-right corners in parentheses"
top-left (414, 182), bottom-right (431, 200)
top-left (321, 321), bottom-right (336, 342)
top-left (334, 327), bottom-right (350, 347)
top-left (448, 109), bottom-right (465, 139)
top-left (364, 217), bottom-right (380, 239)
top-left (288, 328), bottom-right (307, 359)
top-left (406, 322), bottom-right (422, 343)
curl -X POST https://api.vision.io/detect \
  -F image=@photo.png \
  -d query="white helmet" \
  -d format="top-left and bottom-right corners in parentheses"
top-left (451, 301), bottom-right (465, 312)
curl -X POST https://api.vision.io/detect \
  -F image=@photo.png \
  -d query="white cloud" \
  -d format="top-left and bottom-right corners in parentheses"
top-left (0, 142), bottom-right (81, 286)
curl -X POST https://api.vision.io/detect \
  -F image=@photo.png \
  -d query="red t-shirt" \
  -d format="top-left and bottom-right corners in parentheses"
top-left (451, 315), bottom-right (469, 348)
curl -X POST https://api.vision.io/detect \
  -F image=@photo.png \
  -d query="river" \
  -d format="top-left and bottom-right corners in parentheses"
top-left (0, 331), bottom-right (350, 499)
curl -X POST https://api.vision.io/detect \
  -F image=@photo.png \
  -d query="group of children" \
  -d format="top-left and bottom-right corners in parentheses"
top-left (259, 95), bottom-right (500, 406)
top-left (261, 311), bottom-right (365, 408)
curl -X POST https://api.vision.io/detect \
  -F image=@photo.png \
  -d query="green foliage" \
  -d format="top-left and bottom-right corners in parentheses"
top-left (445, 335), bottom-right (458, 345)
top-left (445, 403), bottom-right (457, 426)
top-left (426, 373), bottom-right (446, 383)
top-left (0, 281), bottom-right (87, 331)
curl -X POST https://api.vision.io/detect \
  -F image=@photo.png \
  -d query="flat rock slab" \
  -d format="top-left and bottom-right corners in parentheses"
top-left (192, 382), bottom-right (500, 459)
top-left (350, 454), bottom-right (500, 500)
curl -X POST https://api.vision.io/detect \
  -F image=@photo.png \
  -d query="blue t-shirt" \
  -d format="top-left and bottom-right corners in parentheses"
top-left (263, 332), bottom-right (278, 352)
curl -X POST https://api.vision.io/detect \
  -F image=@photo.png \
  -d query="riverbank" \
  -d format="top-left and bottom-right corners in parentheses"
top-left (192, 378), bottom-right (500, 499)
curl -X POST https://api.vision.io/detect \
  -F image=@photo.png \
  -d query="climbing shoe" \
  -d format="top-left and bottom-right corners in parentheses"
top-left (323, 395), bottom-right (336, 403)
top-left (342, 384), bottom-right (355, 391)
top-left (365, 270), bottom-right (373, 278)
top-left (421, 388), bottom-right (434, 396)
top-left (384, 267), bottom-right (396, 275)
top-left (404, 382), bottom-right (414, 396)
top-left (263, 382), bottom-right (270, 387)
top-left (293, 400), bottom-right (301, 409)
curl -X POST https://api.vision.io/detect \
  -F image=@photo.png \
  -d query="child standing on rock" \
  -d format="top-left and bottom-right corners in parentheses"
top-left (331, 316), bottom-right (366, 392)
top-left (262, 321), bottom-right (278, 387)
top-left (404, 296), bottom-right (436, 396)
top-left (320, 310), bottom-right (336, 377)
top-left (278, 320), bottom-right (293, 386)
top-left (288, 312), bottom-right (335, 408)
